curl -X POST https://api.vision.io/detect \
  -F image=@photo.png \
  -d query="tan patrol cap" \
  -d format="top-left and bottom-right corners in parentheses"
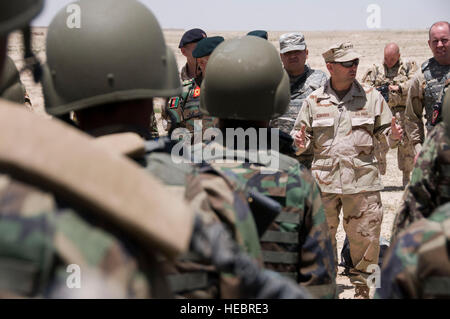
top-left (322, 42), bottom-right (361, 63)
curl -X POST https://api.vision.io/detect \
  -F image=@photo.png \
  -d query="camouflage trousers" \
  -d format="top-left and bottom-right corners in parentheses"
top-left (321, 191), bottom-right (383, 287)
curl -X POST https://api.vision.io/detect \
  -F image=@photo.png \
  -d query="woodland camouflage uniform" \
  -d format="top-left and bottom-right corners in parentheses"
top-left (376, 202), bottom-right (450, 299)
top-left (186, 36), bottom-right (336, 298)
top-left (392, 81), bottom-right (450, 238)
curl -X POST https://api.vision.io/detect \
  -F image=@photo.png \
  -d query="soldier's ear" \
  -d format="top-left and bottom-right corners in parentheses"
top-left (326, 62), bottom-right (333, 74)
top-left (181, 47), bottom-right (187, 57)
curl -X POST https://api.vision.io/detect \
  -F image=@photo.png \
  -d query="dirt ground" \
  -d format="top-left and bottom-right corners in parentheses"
top-left (7, 27), bottom-right (431, 299)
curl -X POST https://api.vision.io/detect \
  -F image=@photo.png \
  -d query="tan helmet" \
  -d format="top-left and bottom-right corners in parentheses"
top-left (199, 36), bottom-right (290, 121)
top-left (43, 0), bottom-right (181, 116)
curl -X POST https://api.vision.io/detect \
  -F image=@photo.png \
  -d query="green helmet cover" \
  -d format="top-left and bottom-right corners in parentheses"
top-left (43, 0), bottom-right (181, 116)
top-left (200, 36), bottom-right (289, 121)
top-left (0, 0), bottom-right (43, 36)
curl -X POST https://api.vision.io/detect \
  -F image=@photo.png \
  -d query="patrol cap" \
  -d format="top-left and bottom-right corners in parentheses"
top-left (279, 32), bottom-right (306, 54)
top-left (247, 30), bottom-right (268, 40)
top-left (322, 42), bottom-right (361, 63)
top-left (178, 28), bottom-right (207, 48)
top-left (192, 36), bottom-right (225, 58)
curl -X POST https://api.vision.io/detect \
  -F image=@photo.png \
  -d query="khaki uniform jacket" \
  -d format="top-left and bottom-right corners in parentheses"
top-left (362, 59), bottom-right (418, 108)
top-left (292, 80), bottom-right (395, 194)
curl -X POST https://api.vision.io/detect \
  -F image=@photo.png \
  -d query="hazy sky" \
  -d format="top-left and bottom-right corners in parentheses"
top-left (32, 0), bottom-right (449, 31)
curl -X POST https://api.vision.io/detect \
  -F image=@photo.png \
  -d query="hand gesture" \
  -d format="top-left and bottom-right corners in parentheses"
top-left (391, 117), bottom-right (403, 141)
top-left (294, 125), bottom-right (307, 149)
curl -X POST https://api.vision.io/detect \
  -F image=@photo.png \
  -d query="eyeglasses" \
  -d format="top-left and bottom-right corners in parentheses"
top-left (333, 59), bottom-right (359, 68)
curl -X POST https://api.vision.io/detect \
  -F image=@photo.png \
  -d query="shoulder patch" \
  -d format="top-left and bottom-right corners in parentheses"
top-left (421, 59), bottom-right (431, 72)
top-left (169, 97), bottom-right (180, 109)
top-left (193, 86), bottom-right (201, 98)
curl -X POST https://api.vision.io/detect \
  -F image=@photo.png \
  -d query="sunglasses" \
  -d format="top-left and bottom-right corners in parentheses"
top-left (333, 59), bottom-right (359, 68)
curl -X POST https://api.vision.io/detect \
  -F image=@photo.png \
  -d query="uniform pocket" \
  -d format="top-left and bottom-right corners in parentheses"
top-left (353, 156), bottom-right (379, 188)
top-left (312, 117), bottom-right (335, 151)
top-left (351, 116), bottom-right (374, 154)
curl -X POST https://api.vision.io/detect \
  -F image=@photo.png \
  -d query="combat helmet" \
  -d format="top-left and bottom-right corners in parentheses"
top-left (0, 1), bottom-right (43, 36)
top-left (442, 81), bottom-right (450, 137)
top-left (199, 36), bottom-right (289, 121)
top-left (43, 0), bottom-right (181, 116)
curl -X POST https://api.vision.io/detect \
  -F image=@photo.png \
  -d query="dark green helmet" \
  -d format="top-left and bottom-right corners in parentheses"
top-left (199, 36), bottom-right (289, 121)
top-left (0, 1), bottom-right (43, 36)
top-left (43, 0), bottom-right (181, 116)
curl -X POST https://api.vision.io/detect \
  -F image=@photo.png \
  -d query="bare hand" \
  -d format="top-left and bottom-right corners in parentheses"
top-left (294, 125), bottom-right (307, 149)
top-left (390, 117), bottom-right (403, 141)
top-left (389, 85), bottom-right (399, 92)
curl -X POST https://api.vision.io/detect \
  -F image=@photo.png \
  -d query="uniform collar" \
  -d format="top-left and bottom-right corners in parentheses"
top-left (318, 79), bottom-right (365, 103)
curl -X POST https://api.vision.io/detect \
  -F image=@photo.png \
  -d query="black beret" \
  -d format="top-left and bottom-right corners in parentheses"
top-left (192, 36), bottom-right (225, 58)
top-left (247, 30), bottom-right (268, 40)
top-left (178, 28), bottom-right (207, 48)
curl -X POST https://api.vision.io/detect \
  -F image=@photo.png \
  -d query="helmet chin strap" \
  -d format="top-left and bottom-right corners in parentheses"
top-left (21, 26), bottom-right (42, 83)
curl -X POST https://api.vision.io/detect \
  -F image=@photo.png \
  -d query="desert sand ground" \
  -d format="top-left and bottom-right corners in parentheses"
top-left (7, 27), bottom-right (431, 299)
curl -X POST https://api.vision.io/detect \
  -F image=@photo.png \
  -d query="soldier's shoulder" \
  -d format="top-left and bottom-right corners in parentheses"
top-left (421, 58), bottom-right (435, 72)
top-left (309, 68), bottom-right (327, 78)
top-left (306, 85), bottom-right (327, 103)
top-left (143, 138), bottom-right (194, 186)
top-left (307, 69), bottom-right (328, 86)
top-left (402, 59), bottom-right (418, 69)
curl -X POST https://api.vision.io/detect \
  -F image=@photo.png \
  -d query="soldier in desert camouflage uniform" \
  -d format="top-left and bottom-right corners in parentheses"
top-left (362, 43), bottom-right (418, 185)
top-left (270, 32), bottom-right (327, 169)
top-left (392, 81), bottom-right (450, 239)
top-left (375, 201), bottom-right (450, 299)
top-left (161, 37), bottom-right (222, 139)
top-left (405, 21), bottom-right (450, 155)
top-left (292, 42), bottom-right (404, 298)
top-left (186, 36), bottom-right (336, 299)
